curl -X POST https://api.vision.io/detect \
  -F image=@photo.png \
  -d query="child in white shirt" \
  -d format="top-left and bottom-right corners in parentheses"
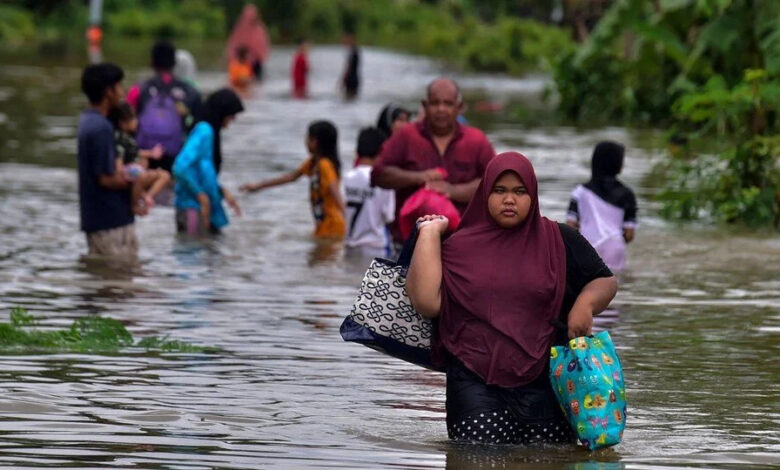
top-left (344, 127), bottom-right (395, 257)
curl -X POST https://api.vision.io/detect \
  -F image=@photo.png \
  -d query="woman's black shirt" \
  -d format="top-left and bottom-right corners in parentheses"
top-left (554, 223), bottom-right (613, 344)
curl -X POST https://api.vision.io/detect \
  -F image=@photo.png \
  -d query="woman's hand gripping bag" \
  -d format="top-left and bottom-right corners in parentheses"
top-left (549, 331), bottom-right (626, 450)
top-left (398, 168), bottom-right (461, 241)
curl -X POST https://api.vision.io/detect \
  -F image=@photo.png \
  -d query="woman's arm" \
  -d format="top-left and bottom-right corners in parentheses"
top-left (406, 215), bottom-right (448, 318)
top-left (239, 169), bottom-right (303, 192)
top-left (567, 276), bottom-right (618, 339)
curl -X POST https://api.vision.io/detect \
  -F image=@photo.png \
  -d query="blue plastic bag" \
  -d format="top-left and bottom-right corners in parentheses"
top-left (549, 331), bottom-right (626, 450)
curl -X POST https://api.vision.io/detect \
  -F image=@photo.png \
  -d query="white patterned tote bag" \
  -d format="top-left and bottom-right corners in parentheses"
top-left (340, 231), bottom-right (441, 370)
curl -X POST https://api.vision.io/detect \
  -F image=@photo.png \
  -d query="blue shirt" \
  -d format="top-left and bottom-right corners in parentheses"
top-left (172, 122), bottom-right (228, 229)
top-left (76, 109), bottom-right (134, 233)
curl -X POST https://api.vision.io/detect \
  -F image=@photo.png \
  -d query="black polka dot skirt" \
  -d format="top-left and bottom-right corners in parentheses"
top-left (446, 358), bottom-right (575, 445)
top-left (447, 409), bottom-right (573, 445)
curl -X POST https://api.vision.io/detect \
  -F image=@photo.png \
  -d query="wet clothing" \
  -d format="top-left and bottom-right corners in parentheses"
top-left (442, 223), bottom-right (612, 444)
top-left (299, 157), bottom-right (346, 238)
top-left (371, 121), bottom-right (495, 223)
top-left (446, 357), bottom-right (574, 445)
top-left (556, 223), bottom-right (614, 339)
top-left (77, 109), bottom-right (134, 234)
top-left (342, 45), bottom-right (360, 96)
top-left (172, 122), bottom-right (228, 231)
top-left (292, 51), bottom-right (308, 98)
top-left (228, 59), bottom-right (253, 89)
top-left (175, 207), bottom-right (220, 236)
top-left (429, 152), bottom-right (612, 444)
top-left (438, 153), bottom-right (567, 388)
top-left (344, 165), bottom-right (395, 253)
top-left (86, 223), bottom-right (138, 257)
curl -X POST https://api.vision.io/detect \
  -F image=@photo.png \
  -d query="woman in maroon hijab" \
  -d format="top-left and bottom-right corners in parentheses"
top-left (407, 152), bottom-right (617, 445)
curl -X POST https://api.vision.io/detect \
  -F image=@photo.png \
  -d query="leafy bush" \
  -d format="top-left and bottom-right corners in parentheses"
top-left (105, 0), bottom-right (225, 38)
top-left (659, 70), bottom-right (780, 227)
top-left (0, 5), bottom-right (35, 45)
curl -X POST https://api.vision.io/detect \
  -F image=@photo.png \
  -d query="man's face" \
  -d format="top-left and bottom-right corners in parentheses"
top-left (106, 82), bottom-right (124, 108)
top-left (423, 81), bottom-right (461, 135)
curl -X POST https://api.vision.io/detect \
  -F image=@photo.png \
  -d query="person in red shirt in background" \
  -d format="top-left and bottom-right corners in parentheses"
top-left (291, 39), bottom-right (309, 99)
top-left (371, 77), bottom-right (495, 241)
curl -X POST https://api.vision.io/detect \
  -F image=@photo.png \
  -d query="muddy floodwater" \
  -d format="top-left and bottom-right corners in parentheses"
top-left (0, 40), bottom-right (778, 469)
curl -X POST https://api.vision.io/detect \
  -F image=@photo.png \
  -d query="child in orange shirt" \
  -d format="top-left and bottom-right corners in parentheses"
top-left (240, 120), bottom-right (346, 239)
top-left (228, 46), bottom-right (253, 91)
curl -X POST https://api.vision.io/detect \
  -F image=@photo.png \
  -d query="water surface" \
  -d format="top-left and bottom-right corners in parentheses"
top-left (0, 40), bottom-right (777, 469)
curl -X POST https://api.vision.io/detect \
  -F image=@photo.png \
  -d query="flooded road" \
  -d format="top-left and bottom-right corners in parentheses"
top-left (0, 41), bottom-right (778, 469)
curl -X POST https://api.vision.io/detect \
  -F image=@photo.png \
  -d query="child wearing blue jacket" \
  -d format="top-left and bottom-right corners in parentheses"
top-left (173, 88), bottom-right (244, 235)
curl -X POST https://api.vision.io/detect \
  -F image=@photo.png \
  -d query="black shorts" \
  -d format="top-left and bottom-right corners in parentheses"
top-left (446, 358), bottom-right (574, 445)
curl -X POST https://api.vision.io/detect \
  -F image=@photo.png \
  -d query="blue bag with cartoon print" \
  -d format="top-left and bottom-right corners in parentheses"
top-left (549, 331), bottom-right (626, 450)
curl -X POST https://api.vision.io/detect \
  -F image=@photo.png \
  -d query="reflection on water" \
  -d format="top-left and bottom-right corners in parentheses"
top-left (0, 41), bottom-right (778, 469)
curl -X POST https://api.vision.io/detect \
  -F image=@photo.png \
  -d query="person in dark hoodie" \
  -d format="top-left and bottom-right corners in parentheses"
top-left (566, 141), bottom-right (638, 272)
top-left (173, 88), bottom-right (244, 236)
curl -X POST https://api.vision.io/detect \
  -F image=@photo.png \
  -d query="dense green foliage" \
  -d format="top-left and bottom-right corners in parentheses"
top-left (0, 0), bottom-right (572, 74)
top-left (298, 0), bottom-right (572, 74)
top-left (659, 70), bottom-right (780, 226)
top-left (0, 5), bottom-right (35, 45)
top-left (0, 307), bottom-right (219, 354)
top-left (552, 0), bottom-right (779, 227)
top-left (104, 0), bottom-right (225, 39)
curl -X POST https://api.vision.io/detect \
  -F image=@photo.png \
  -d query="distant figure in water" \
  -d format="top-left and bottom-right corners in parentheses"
top-left (229, 45), bottom-right (254, 92)
top-left (344, 127), bottom-right (395, 257)
top-left (173, 89), bottom-right (244, 236)
top-left (226, 4), bottom-right (270, 80)
top-left (376, 103), bottom-right (412, 138)
top-left (340, 31), bottom-right (360, 99)
top-left (291, 38), bottom-right (309, 99)
top-left (240, 121), bottom-right (346, 239)
top-left (567, 141), bottom-right (638, 272)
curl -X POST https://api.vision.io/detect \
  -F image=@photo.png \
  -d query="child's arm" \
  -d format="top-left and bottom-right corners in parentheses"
top-left (406, 215), bottom-right (448, 319)
top-left (137, 144), bottom-right (164, 169)
top-left (239, 168), bottom-right (304, 193)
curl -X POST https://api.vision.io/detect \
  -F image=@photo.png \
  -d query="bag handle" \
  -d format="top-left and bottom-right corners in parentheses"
top-left (396, 225), bottom-right (419, 269)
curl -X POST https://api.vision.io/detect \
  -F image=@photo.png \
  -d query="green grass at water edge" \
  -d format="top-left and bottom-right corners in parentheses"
top-left (0, 307), bottom-right (220, 354)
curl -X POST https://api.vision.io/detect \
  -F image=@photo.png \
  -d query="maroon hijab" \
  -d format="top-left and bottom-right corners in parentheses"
top-left (439, 152), bottom-right (566, 387)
